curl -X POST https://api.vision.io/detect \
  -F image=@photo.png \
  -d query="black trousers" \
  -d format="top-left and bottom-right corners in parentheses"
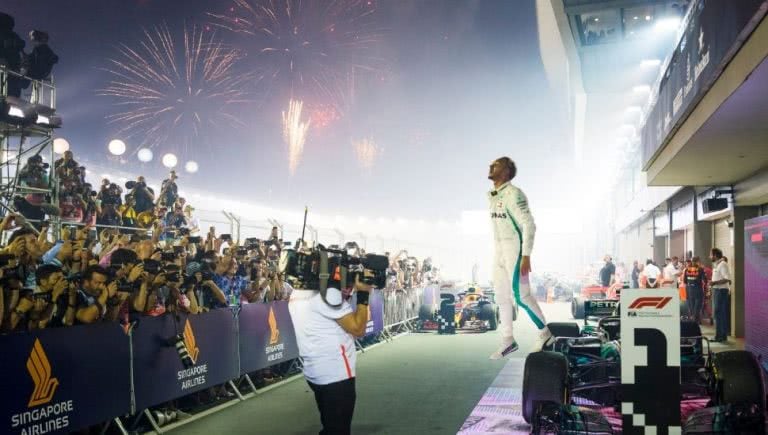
top-left (686, 286), bottom-right (704, 323)
top-left (307, 378), bottom-right (356, 435)
top-left (713, 288), bottom-right (731, 340)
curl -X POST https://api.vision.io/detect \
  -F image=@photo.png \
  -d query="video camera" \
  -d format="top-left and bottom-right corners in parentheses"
top-left (279, 244), bottom-right (388, 290)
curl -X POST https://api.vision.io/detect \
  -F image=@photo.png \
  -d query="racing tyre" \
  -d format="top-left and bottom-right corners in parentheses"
top-left (523, 351), bottom-right (568, 423)
top-left (571, 297), bottom-right (585, 319)
top-left (480, 303), bottom-right (498, 330)
top-left (418, 304), bottom-right (433, 321)
top-left (712, 350), bottom-right (766, 410)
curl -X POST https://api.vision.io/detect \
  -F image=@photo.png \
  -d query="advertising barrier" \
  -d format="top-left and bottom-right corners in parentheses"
top-left (0, 289), bottom-right (421, 433)
top-left (132, 309), bottom-right (239, 411)
top-left (0, 323), bottom-right (131, 435)
top-left (744, 215), bottom-right (768, 374)
top-left (239, 301), bottom-right (300, 375)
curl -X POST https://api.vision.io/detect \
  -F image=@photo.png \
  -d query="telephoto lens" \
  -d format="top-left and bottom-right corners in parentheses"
top-left (173, 334), bottom-right (195, 368)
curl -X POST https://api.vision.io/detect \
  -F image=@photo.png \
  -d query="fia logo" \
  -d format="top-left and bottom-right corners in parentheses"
top-left (268, 307), bottom-right (281, 345)
top-left (27, 339), bottom-right (60, 407)
top-left (183, 320), bottom-right (200, 364)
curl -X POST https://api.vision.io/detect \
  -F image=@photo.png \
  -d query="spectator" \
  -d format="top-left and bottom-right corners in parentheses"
top-left (709, 248), bottom-right (731, 342)
top-left (599, 255), bottom-right (615, 287)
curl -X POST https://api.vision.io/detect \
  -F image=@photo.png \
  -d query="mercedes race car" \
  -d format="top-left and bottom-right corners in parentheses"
top-left (521, 317), bottom-right (766, 434)
top-left (571, 283), bottom-right (624, 319)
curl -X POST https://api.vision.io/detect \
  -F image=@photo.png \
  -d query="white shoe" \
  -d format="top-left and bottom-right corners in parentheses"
top-left (490, 340), bottom-right (519, 360)
top-left (534, 327), bottom-right (553, 351)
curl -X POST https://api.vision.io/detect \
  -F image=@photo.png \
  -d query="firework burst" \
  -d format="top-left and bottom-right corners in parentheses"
top-left (353, 137), bottom-right (380, 171)
top-left (282, 99), bottom-right (311, 175)
top-left (99, 24), bottom-right (252, 156)
top-left (209, 0), bottom-right (383, 112)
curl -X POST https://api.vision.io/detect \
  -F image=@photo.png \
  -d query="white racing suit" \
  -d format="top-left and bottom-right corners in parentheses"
top-left (489, 182), bottom-right (547, 341)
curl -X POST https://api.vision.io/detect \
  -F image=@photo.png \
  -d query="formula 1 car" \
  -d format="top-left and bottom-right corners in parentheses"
top-left (418, 287), bottom-right (509, 332)
top-left (571, 283), bottom-right (624, 319)
top-left (453, 288), bottom-right (501, 330)
top-left (522, 318), bottom-right (766, 433)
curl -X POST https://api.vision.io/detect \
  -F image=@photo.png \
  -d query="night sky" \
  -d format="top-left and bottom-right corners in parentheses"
top-left (4, 0), bottom-right (568, 220)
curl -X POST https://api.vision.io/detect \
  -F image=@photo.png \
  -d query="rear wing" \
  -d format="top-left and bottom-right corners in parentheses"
top-left (584, 299), bottom-right (619, 320)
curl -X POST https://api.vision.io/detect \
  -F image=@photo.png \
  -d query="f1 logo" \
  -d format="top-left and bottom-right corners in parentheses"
top-left (629, 297), bottom-right (672, 309)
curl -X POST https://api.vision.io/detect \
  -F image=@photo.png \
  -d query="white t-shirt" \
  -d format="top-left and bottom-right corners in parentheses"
top-left (644, 264), bottom-right (662, 280)
top-left (662, 263), bottom-right (678, 282)
top-left (712, 260), bottom-right (730, 290)
top-left (288, 288), bottom-right (356, 385)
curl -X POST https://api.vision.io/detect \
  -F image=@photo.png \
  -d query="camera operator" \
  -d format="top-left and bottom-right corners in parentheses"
top-left (0, 13), bottom-right (26, 97)
top-left (126, 176), bottom-right (155, 213)
top-left (288, 271), bottom-right (375, 435)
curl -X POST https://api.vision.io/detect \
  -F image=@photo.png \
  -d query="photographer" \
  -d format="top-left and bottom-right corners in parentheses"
top-left (126, 176), bottom-right (155, 213)
top-left (15, 155), bottom-right (49, 222)
top-left (10, 264), bottom-right (72, 330)
top-left (184, 262), bottom-right (227, 312)
top-left (288, 271), bottom-right (374, 435)
top-left (71, 265), bottom-right (118, 324)
top-left (159, 170), bottom-right (179, 208)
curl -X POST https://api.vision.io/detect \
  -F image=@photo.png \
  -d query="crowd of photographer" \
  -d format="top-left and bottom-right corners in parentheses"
top-left (0, 214), bottom-right (297, 333)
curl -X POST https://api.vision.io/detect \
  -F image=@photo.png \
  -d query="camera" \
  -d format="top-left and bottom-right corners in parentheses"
top-left (143, 259), bottom-right (162, 275)
top-left (280, 244), bottom-right (389, 290)
top-left (125, 180), bottom-right (146, 190)
top-left (0, 253), bottom-right (15, 268)
top-left (188, 236), bottom-right (202, 244)
top-left (169, 334), bottom-right (195, 368)
top-left (161, 252), bottom-right (177, 262)
top-left (65, 272), bottom-right (83, 283)
top-left (220, 234), bottom-right (232, 242)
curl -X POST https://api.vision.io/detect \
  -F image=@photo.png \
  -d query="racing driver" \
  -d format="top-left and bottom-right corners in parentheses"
top-left (487, 157), bottom-right (550, 359)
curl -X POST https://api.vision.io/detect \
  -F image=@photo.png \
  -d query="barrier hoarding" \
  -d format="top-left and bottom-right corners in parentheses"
top-left (132, 309), bottom-right (239, 410)
top-left (744, 215), bottom-right (768, 374)
top-left (0, 323), bottom-right (131, 435)
top-left (620, 289), bottom-right (680, 433)
top-left (239, 301), bottom-right (300, 374)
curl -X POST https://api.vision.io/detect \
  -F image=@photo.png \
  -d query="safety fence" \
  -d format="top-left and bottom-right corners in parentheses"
top-left (0, 287), bottom-right (428, 435)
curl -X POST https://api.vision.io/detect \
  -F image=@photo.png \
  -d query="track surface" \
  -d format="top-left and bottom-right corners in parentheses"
top-left (169, 302), bottom-right (741, 434)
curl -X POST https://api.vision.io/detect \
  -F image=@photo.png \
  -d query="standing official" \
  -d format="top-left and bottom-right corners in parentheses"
top-left (709, 248), bottom-right (731, 342)
top-left (487, 157), bottom-right (550, 359)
